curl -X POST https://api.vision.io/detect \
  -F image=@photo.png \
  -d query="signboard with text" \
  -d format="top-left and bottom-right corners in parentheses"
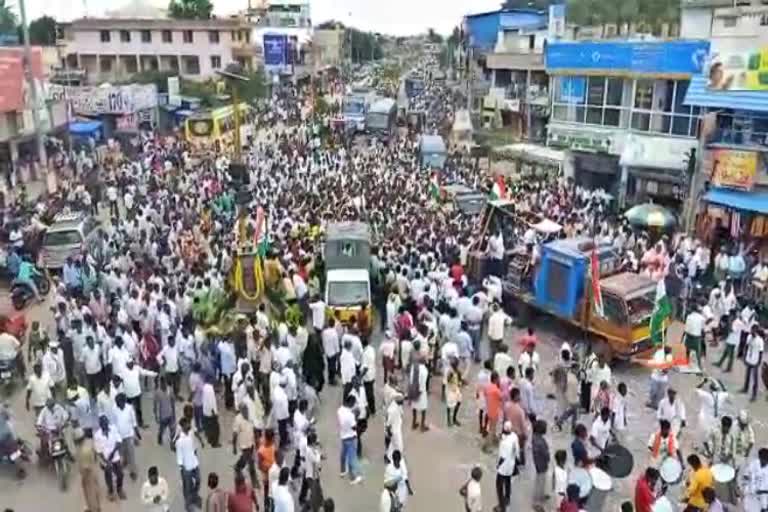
top-left (0, 47), bottom-right (43, 113)
top-left (707, 47), bottom-right (768, 91)
top-left (710, 149), bottom-right (759, 190)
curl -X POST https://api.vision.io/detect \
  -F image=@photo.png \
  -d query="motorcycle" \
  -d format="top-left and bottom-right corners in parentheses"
top-left (37, 428), bottom-right (70, 491)
top-left (0, 357), bottom-right (17, 395)
top-left (11, 271), bottom-right (50, 311)
top-left (0, 438), bottom-right (31, 479)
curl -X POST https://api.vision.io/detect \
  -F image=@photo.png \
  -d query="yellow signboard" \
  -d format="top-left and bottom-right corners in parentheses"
top-left (708, 47), bottom-right (768, 91)
top-left (711, 149), bottom-right (759, 189)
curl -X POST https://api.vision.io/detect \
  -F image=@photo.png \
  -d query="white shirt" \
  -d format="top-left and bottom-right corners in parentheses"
top-left (362, 345), bottom-right (376, 382)
top-left (337, 405), bottom-right (357, 440)
top-left (175, 431), bottom-right (199, 470)
top-left (273, 484), bottom-right (295, 512)
top-left (746, 334), bottom-right (764, 366)
top-left (321, 327), bottom-right (340, 357)
top-left (657, 397), bottom-right (687, 425)
top-left (94, 426), bottom-right (123, 463)
top-left (494, 352), bottom-right (514, 377)
top-left (202, 383), bottom-right (217, 416)
top-left (80, 344), bottom-right (103, 375)
top-left (122, 365), bottom-right (156, 398)
top-left (42, 350), bottom-right (66, 384)
top-left (685, 311), bottom-right (705, 337)
top-left (113, 404), bottom-right (137, 439)
top-left (497, 432), bottom-right (520, 476)
top-left (309, 300), bottom-right (326, 330)
top-left (26, 373), bottom-right (54, 407)
top-left (518, 351), bottom-right (540, 375)
top-left (141, 478), bottom-right (170, 512)
top-left (158, 344), bottom-right (179, 373)
top-left (487, 310), bottom-right (509, 341)
top-left (466, 479), bottom-right (482, 512)
top-left (339, 349), bottom-right (356, 384)
top-left (272, 386), bottom-right (290, 420)
top-left (590, 416), bottom-right (612, 450)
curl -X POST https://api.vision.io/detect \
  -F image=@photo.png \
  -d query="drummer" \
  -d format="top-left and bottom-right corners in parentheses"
top-left (647, 419), bottom-right (683, 466)
top-left (657, 388), bottom-right (687, 438)
top-left (742, 448), bottom-right (768, 512)
top-left (590, 407), bottom-right (614, 458)
top-left (682, 454), bottom-right (713, 512)
top-left (634, 467), bottom-right (661, 512)
top-left (704, 416), bottom-right (736, 466)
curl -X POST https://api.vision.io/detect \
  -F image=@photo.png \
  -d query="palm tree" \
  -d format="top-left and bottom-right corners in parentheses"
top-left (0, 0), bottom-right (18, 33)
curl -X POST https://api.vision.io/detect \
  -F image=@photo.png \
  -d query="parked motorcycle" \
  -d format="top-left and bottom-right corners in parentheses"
top-left (10, 271), bottom-right (50, 311)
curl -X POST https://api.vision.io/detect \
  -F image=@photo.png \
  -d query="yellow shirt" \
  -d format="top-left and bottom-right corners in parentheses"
top-left (686, 466), bottom-right (714, 509)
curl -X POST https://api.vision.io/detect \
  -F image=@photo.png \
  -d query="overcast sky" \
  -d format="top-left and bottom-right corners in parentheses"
top-left (19, 0), bottom-right (502, 35)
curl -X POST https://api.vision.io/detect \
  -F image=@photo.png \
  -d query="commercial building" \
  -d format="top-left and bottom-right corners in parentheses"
top-left (545, 39), bottom-right (709, 209)
top-left (59, 16), bottom-right (258, 83)
top-left (251, 0), bottom-right (313, 78)
top-left (678, 0), bottom-right (768, 245)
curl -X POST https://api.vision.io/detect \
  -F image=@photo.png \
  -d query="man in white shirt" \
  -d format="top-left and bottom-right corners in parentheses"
top-left (80, 336), bottom-right (104, 399)
top-left (493, 344), bottom-right (514, 378)
top-left (684, 304), bottom-right (706, 370)
top-left (42, 341), bottom-right (67, 391)
top-left (157, 337), bottom-right (180, 397)
top-left (272, 379), bottom-right (291, 450)
top-left (465, 466), bottom-right (483, 512)
top-left (201, 377), bottom-right (219, 447)
top-left (122, 359), bottom-right (156, 429)
top-left (273, 466), bottom-right (296, 512)
top-left (742, 325), bottom-right (764, 401)
top-left (657, 388), bottom-right (687, 436)
top-left (339, 340), bottom-right (357, 399)
top-left (309, 296), bottom-right (326, 332)
top-left (487, 303), bottom-right (511, 358)
top-left (590, 407), bottom-right (613, 455)
top-left (361, 337), bottom-right (377, 416)
top-left (113, 393), bottom-right (140, 480)
top-left (94, 414), bottom-right (125, 500)
top-left (176, 417), bottom-right (201, 510)
top-left (140, 465), bottom-right (169, 512)
top-left (496, 422), bottom-right (520, 511)
top-left (26, 362), bottom-right (54, 417)
top-left (380, 477), bottom-right (402, 512)
top-left (338, 394), bottom-right (363, 484)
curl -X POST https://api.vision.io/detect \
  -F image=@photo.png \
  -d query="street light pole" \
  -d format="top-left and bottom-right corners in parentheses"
top-left (18, 0), bottom-right (48, 184)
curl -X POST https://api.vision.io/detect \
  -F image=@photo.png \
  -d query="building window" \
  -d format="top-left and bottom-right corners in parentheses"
top-left (231, 30), bottom-right (236, 41)
top-left (209, 30), bottom-right (219, 43)
top-left (100, 58), bottom-right (112, 73)
top-left (162, 30), bottom-right (172, 43)
top-left (761, 14), bottom-right (768, 26)
top-left (244, 31), bottom-right (250, 43)
top-left (100, 30), bottom-right (111, 43)
top-left (183, 30), bottom-right (193, 43)
top-left (551, 76), bottom-right (628, 128)
top-left (183, 55), bottom-right (200, 74)
top-left (125, 57), bottom-right (138, 74)
top-left (141, 30), bottom-right (151, 43)
top-left (120, 30), bottom-right (131, 43)
top-left (210, 55), bottom-right (221, 69)
top-left (722, 16), bottom-right (737, 27)
top-left (630, 79), bottom-right (699, 137)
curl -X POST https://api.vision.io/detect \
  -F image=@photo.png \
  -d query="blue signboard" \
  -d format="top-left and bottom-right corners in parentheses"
top-left (263, 34), bottom-right (287, 66)
top-left (558, 76), bottom-right (585, 103)
top-left (546, 40), bottom-right (710, 75)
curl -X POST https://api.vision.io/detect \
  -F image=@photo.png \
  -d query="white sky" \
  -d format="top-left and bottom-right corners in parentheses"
top-left (17, 0), bottom-right (502, 36)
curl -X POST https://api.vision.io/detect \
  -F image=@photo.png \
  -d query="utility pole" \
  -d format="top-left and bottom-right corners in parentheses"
top-left (19, 0), bottom-right (49, 186)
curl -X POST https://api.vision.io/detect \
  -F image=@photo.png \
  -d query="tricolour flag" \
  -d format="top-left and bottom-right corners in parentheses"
top-left (429, 172), bottom-right (441, 201)
top-left (590, 248), bottom-right (604, 317)
top-left (490, 175), bottom-right (507, 200)
top-left (649, 278), bottom-right (672, 346)
top-left (253, 207), bottom-right (270, 257)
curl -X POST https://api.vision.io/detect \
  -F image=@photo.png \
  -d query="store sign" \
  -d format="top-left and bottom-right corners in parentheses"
top-left (706, 46), bottom-right (768, 91)
top-left (48, 84), bottom-right (158, 115)
top-left (116, 113), bottom-right (138, 132)
top-left (547, 125), bottom-right (617, 154)
top-left (710, 149), bottom-right (759, 190)
top-left (620, 134), bottom-right (697, 171)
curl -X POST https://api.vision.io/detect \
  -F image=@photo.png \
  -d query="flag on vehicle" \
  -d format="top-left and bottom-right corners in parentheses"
top-left (649, 278), bottom-right (672, 346)
top-left (429, 172), bottom-right (441, 201)
top-left (590, 248), bottom-right (604, 317)
top-left (490, 175), bottom-right (507, 200)
top-left (253, 206), bottom-right (270, 257)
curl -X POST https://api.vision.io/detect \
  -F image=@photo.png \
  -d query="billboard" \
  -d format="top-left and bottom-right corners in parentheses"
top-left (0, 47), bottom-right (44, 113)
top-left (263, 34), bottom-right (287, 66)
top-left (707, 47), bottom-right (768, 91)
top-left (548, 3), bottom-right (566, 39)
top-left (710, 149), bottom-right (760, 190)
top-left (546, 40), bottom-right (710, 76)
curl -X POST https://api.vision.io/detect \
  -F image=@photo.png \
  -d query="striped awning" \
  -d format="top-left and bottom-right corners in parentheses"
top-left (684, 76), bottom-right (768, 113)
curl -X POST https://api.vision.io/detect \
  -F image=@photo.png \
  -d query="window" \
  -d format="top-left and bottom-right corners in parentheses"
top-left (761, 14), bottom-right (768, 26)
top-left (162, 30), bottom-right (172, 43)
top-left (551, 75), bottom-right (628, 128)
top-left (231, 30), bottom-right (236, 41)
top-left (141, 30), bottom-right (151, 43)
top-left (602, 294), bottom-right (628, 325)
top-left (210, 55), bottom-right (221, 69)
top-left (208, 30), bottom-right (219, 43)
top-left (100, 30), bottom-right (110, 43)
top-left (183, 30), bottom-right (193, 43)
top-left (100, 58), bottom-right (112, 73)
top-left (125, 57), bottom-right (138, 73)
top-left (722, 16), bottom-right (737, 27)
top-left (630, 79), bottom-right (699, 137)
top-left (183, 55), bottom-right (200, 74)
top-left (244, 31), bottom-right (250, 43)
top-left (120, 30), bottom-right (131, 43)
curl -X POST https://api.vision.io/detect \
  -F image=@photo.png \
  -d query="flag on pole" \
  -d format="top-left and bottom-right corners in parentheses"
top-left (253, 207), bottom-right (270, 257)
top-left (590, 248), bottom-right (604, 317)
top-left (429, 172), bottom-right (441, 201)
top-left (490, 175), bottom-right (507, 200)
top-left (649, 278), bottom-right (672, 346)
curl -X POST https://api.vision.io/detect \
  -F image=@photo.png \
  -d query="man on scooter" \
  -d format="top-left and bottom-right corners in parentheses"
top-left (0, 404), bottom-right (26, 478)
top-left (36, 398), bottom-right (70, 461)
top-left (15, 256), bottom-right (43, 304)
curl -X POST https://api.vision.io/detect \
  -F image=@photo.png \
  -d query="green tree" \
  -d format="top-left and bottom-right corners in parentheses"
top-left (0, 0), bottom-right (18, 33)
top-left (28, 15), bottom-right (56, 45)
top-left (167, 0), bottom-right (213, 20)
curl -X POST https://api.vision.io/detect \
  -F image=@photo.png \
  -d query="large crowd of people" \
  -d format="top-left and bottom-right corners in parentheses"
top-left (0, 64), bottom-right (766, 512)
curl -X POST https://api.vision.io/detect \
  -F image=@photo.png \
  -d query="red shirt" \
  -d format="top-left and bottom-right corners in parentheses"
top-left (228, 485), bottom-right (255, 512)
top-left (450, 264), bottom-right (464, 283)
top-left (635, 477), bottom-right (656, 512)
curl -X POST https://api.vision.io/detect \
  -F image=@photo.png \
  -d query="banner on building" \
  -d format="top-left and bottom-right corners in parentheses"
top-left (47, 84), bottom-right (158, 115)
top-left (710, 149), bottom-right (760, 189)
top-left (264, 34), bottom-right (287, 66)
top-left (0, 47), bottom-right (43, 113)
top-left (706, 47), bottom-right (768, 91)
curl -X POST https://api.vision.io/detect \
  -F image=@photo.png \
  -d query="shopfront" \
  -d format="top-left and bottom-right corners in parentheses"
top-left (547, 123), bottom-right (623, 194)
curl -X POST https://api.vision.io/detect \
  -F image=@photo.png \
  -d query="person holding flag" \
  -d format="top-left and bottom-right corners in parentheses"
top-left (490, 175), bottom-right (507, 201)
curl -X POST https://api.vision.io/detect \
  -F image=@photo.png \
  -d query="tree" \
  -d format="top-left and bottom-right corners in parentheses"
top-left (167, 0), bottom-right (213, 20)
top-left (566, 0), bottom-right (679, 35)
top-left (426, 28), bottom-right (443, 44)
top-left (28, 15), bottom-right (56, 45)
top-left (0, 0), bottom-right (18, 33)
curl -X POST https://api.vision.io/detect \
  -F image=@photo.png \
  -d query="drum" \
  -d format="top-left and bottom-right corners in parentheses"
top-left (587, 467), bottom-right (612, 512)
top-left (660, 457), bottom-right (683, 485)
top-left (652, 496), bottom-right (676, 512)
top-left (601, 444), bottom-right (634, 479)
top-left (569, 467), bottom-right (593, 499)
top-left (711, 463), bottom-right (737, 504)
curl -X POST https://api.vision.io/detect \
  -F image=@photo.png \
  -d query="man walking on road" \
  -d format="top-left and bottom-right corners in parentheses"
top-left (176, 417), bottom-right (202, 511)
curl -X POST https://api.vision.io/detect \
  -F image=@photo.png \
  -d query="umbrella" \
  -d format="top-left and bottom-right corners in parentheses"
top-left (624, 203), bottom-right (676, 229)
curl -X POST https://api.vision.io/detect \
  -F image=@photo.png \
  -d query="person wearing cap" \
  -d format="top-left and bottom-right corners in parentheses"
top-left (735, 410), bottom-right (755, 467)
top-left (496, 420), bottom-right (519, 512)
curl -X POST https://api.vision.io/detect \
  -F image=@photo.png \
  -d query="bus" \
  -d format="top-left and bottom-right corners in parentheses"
top-left (184, 103), bottom-right (253, 154)
top-left (366, 98), bottom-right (397, 141)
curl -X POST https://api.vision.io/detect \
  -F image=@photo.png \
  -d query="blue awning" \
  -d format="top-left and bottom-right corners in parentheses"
top-left (703, 187), bottom-right (768, 214)
top-left (68, 120), bottom-right (102, 136)
top-left (684, 76), bottom-right (768, 113)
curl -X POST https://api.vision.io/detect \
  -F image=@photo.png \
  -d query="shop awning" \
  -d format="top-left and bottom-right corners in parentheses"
top-left (683, 76), bottom-right (768, 113)
top-left (68, 120), bottom-right (102, 136)
top-left (703, 187), bottom-right (768, 214)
